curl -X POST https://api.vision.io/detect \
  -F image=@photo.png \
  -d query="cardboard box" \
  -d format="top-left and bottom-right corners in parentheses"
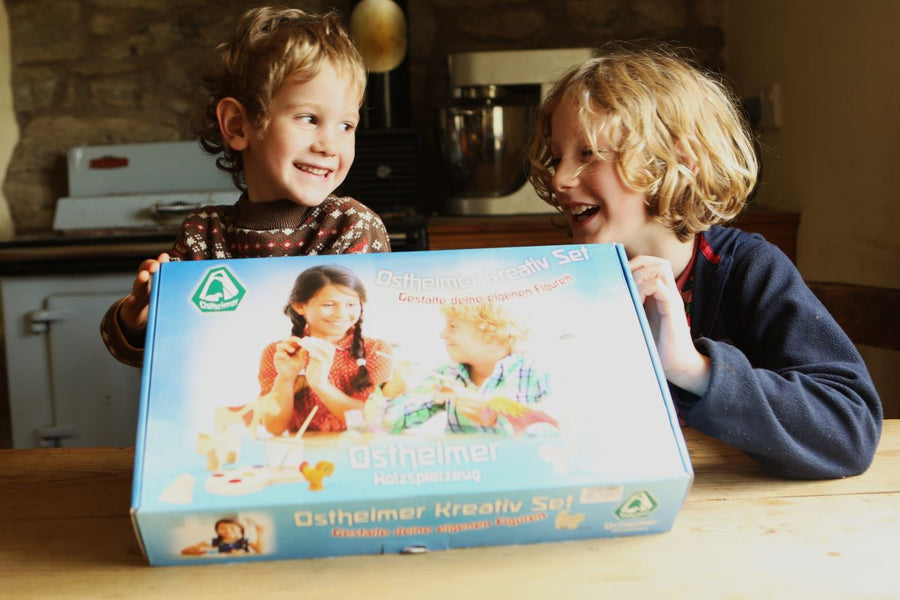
top-left (131, 244), bottom-right (692, 566)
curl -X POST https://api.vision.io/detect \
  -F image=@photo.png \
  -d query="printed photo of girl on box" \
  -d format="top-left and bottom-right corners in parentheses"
top-left (181, 517), bottom-right (264, 556)
top-left (256, 265), bottom-right (396, 434)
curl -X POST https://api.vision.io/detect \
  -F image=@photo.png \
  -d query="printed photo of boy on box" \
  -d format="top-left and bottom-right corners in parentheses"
top-left (381, 302), bottom-right (558, 435)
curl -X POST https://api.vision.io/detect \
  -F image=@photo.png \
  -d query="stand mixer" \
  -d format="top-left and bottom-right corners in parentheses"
top-left (437, 48), bottom-right (594, 215)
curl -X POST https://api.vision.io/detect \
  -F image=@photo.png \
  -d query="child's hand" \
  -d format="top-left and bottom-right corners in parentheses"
top-left (181, 541), bottom-right (212, 555)
top-left (246, 518), bottom-right (263, 534)
top-left (454, 395), bottom-right (498, 426)
top-left (272, 337), bottom-right (309, 378)
top-left (380, 372), bottom-right (407, 399)
top-left (629, 255), bottom-right (711, 395)
top-left (294, 336), bottom-right (337, 390)
top-left (118, 253), bottom-right (170, 339)
top-left (431, 381), bottom-right (461, 406)
top-left (438, 386), bottom-right (497, 427)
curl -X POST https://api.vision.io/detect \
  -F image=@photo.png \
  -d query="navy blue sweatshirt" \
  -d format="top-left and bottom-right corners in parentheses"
top-left (671, 225), bottom-right (882, 479)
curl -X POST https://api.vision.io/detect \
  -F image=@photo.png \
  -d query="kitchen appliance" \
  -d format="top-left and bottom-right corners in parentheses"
top-left (2, 139), bottom-right (427, 448)
top-left (350, 0), bottom-right (409, 129)
top-left (54, 140), bottom-right (237, 233)
top-left (3, 140), bottom-right (235, 449)
top-left (437, 48), bottom-right (594, 216)
top-left (347, 0), bottom-right (423, 228)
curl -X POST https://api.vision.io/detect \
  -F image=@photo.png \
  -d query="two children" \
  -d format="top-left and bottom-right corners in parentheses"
top-left (101, 7), bottom-right (389, 367)
top-left (102, 4), bottom-right (880, 479)
top-left (527, 45), bottom-right (881, 479)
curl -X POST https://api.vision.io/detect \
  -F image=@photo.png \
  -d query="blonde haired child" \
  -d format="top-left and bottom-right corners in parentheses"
top-left (386, 302), bottom-right (555, 434)
top-left (101, 7), bottom-right (390, 367)
top-left (442, 302), bottom-right (531, 355)
top-left (528, 44), bottom-right (880, 479)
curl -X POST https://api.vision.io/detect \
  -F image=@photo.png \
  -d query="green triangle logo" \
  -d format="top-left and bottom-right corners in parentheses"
top-left (191, 266), bottom-right (246, 313)
top-left (615, 491), bottom-right (658, 519)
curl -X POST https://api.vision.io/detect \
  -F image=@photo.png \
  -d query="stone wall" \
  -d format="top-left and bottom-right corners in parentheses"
top-left (4, 0), bottom-right (724, 232)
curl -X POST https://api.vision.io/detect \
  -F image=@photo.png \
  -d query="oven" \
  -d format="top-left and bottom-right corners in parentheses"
top-left (0, 133), bottom-right (428, 448)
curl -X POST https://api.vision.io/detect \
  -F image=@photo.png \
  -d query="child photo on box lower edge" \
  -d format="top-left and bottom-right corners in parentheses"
top-left (181, 517), bottom-right (263, 556)
top-left (100, 6), bottom-right (390, 368)
top-left (256, 264), bottom-right (397, 434)
top-left (527, 44), bottom-right (881, 479)
top-left (383, 302), bottom-right (558, 435)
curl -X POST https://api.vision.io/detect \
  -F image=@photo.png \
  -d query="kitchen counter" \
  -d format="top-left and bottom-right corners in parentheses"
top-left (0, 232), bottom-right (172, 276)
top-left (0, 205), bottom-right (799, 275)
top-left (2, 421), bottom-right (897, 598)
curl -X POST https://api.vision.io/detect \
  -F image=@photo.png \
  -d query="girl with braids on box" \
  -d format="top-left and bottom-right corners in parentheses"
top-left (259, 264), bottom-right (394, 434)
top-left (181, 518), bottom-right (263, 556)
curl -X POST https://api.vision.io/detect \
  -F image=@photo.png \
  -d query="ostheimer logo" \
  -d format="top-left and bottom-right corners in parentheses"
top-left (191, 266), bottom-right (246, 312)
top-left (615, 491), bottom-right (658, 519)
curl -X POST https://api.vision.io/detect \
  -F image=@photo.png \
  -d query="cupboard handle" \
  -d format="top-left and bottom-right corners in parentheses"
top-left (36, 424), bottom-right (78, 446)
top-left (150, 201), bottom-right (202, 218)
top-left (27, 309), bottom-right (71, 333)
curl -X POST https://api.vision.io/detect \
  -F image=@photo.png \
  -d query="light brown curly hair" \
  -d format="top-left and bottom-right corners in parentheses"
top-left (441, 302), bottom-right (529, 354)
top-left (194, 6), bottom-right (366, 191)
top-left (528, 44), bottom-right (758, 241)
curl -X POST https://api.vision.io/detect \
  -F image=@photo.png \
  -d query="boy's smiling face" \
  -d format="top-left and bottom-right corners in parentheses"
top-left (241, 61), bottom-right (361, 207)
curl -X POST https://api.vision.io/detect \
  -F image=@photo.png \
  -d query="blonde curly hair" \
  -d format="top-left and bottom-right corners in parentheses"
top-left (195, 6), bottom-right (366, 191)
top-left (441, 302), bottom-right (529, 353)
top-left (528, 44), bottom-right (758, 241)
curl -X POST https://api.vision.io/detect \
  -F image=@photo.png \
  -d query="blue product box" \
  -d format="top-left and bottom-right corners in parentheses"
top-left (130, 244), bottom-right (693, 566)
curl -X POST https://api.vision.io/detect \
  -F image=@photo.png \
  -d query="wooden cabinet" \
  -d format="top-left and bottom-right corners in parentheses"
top-left (427, 205), bottom-right (799, 262)
top-left (426, 214), bottom-right (570, 251)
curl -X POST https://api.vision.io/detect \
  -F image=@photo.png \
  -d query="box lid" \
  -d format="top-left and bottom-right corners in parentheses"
top-left (132, 244), bottom-right (691, 563)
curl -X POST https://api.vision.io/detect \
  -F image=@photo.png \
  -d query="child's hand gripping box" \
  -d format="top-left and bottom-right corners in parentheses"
top-left (131, 244), bottom-right (692, 565)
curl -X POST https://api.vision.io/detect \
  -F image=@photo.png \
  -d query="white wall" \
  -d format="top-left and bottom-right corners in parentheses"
top-left (0, 0), bottom-right (16, 240)
top-left (725, 0), bottom-right (899, 416)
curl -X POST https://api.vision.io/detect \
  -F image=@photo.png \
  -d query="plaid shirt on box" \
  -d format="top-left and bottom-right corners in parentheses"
top-left (386, 353), bottom-right (551, 434)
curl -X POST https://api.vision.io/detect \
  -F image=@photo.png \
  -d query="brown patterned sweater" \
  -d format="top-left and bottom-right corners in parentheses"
top-left (100, 194), bottom-right (391, 367)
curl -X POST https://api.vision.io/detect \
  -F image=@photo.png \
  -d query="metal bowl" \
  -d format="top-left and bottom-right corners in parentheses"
top-left (437, 96), bottom-right (535, 198)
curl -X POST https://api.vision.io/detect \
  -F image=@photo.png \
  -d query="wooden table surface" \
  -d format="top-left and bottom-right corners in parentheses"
top-left (2, 421), bottom-right (898, 599)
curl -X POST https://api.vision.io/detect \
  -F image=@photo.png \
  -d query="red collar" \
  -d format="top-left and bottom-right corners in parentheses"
top-left (675, 236), bottom-right (700, 291)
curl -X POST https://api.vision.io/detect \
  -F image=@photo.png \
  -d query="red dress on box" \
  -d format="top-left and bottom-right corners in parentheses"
top-left (256, 333), bottom-right (393, 432)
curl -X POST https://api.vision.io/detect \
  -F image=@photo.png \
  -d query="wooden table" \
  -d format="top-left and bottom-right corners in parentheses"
top-left (2, 422), bottom-right (897, 599)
